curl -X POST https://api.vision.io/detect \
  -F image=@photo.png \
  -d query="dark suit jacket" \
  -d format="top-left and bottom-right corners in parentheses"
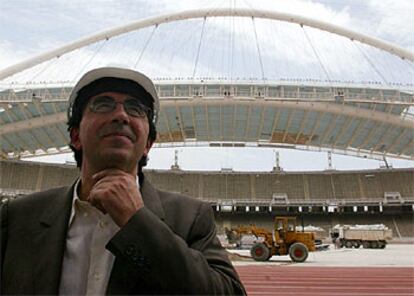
top-left (0, 177), bottom-right (246, 295)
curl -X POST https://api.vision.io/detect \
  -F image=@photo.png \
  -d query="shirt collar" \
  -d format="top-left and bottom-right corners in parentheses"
top-left (68, 178), bottom-right (81, 225)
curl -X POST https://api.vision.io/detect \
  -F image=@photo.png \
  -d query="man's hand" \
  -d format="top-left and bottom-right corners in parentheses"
top-left (88, 169), bottom-right (144, 227)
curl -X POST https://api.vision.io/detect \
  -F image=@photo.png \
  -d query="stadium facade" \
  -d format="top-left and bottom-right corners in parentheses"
top-left (1, 160), bottom-right (412, 239)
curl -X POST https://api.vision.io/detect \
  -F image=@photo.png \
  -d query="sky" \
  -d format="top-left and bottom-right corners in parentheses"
top-left (1, 0), bottom-right (413, 171)
top-left (1, 0), bottom-right (413, 85)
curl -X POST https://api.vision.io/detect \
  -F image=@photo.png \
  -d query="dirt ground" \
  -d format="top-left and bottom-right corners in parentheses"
top-left (228, 243), bottom-right (414, 266)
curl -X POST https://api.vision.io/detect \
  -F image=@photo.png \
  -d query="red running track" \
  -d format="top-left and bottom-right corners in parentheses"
top-left (235, 266), bottom-right (414, 296)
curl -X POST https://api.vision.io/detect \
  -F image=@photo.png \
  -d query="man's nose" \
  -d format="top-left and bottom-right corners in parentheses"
top-left (111, 102), bottom-right (129, 123)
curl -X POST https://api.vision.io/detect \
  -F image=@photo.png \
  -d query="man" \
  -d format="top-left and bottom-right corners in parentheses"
top-left (0, 67), bottom-right (246, 295)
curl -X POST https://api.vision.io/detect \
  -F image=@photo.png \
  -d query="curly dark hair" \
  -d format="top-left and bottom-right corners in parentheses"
top-left (67, 77), bottom-right (157, 174)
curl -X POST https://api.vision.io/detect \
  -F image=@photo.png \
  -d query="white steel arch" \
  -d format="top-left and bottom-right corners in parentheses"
top-left (1, 8), bottom-right (413, 80)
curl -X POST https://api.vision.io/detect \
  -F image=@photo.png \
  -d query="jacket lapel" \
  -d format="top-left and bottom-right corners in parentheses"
top-left (32, 185), bottom-right (74, 295)
top-left (140, 179), bottom-right (165, 221)
top-left (107, 178), bottom-right (165, 295)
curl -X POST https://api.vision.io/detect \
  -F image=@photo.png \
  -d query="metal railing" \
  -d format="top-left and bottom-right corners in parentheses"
top-left (1, 83), bottom-right (413, 104)
top-left (206, 197), bottom-right (414, 207)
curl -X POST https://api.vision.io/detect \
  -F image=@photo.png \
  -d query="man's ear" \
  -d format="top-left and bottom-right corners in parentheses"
top-left (144, 139), bottom-right (154, 155)
top-left (70, 128), bottom-right (82, 150)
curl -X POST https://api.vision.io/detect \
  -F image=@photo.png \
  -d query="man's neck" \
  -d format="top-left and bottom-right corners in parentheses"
top-left (78, 174), bottom-right (94, 201)
top-left (78, 164), bottom-right (138, 201)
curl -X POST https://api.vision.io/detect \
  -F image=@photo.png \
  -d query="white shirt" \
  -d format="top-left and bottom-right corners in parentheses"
top-left (59, 179), bottom-right (120, 296)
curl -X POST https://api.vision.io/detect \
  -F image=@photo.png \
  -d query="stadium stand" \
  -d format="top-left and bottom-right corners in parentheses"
top-left (1, 160), bottom-right (78, 195)
top-left (1, 160), bottom-right (412, 238)
top-left (145, 169), bottom-right (413, 204)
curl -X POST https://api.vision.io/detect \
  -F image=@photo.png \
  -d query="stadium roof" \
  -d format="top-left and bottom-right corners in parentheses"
top-left (0, 7), bottom-right (413, 160)
top-left (1, 82), bottom-right (413, 160)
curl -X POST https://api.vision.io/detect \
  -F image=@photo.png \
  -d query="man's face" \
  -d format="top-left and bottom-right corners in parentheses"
top-left (70, 91), bottom-right (153, 174)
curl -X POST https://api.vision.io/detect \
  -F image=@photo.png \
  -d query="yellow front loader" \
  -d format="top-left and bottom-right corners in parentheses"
top-left (226, 216), bottom-right (316, 262)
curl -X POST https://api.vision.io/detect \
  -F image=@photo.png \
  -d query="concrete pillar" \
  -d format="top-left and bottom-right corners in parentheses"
top-left (330, 174), bottom-right (336, 199)
top-left (250, 175), bottom-right (256, 200)
top-left (198, 174), bottom-right (203, 198)
top-left (35, 166), bottom-right (45, 191)
top-left (358, 174), bottom-right (366, 199)
top-left (303, 174), bottom-right (310, 200)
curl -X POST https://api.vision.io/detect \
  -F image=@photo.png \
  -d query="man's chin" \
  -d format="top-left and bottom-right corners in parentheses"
top-left (97, 151), bottom-right (138, 172)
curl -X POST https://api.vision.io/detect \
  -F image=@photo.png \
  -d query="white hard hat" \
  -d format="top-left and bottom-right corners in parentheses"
top-left (67, 67), bottom-right (159, 124)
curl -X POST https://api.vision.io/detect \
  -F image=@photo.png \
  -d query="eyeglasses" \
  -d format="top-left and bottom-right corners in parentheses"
top-left (89, 95), bottom-right (151, 118)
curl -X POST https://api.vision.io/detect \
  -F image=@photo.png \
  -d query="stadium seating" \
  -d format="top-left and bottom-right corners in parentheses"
top-left (1, 160), bottom-right (412, 238)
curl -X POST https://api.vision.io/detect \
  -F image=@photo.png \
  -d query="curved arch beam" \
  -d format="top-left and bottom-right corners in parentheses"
top-left (1, 8), bottom-right (413, 80)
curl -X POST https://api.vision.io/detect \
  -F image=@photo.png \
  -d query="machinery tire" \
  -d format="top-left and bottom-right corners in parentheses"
top-left (362, 241), bottom-right (370, 249)
top-left (379, 241), bottom-right (386, 249)
top-left (289, 242), bottom-right (309, 263)
top-left (371, 241), bottom-right (379, 249)
top-left (353, 242), bottom-right (361, 248)
top-left (345, 241), bottom-right (353, 248)
top-left (250, 243), bottom-right (271, 261)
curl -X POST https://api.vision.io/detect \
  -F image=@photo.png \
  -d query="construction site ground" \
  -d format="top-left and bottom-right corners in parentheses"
top-left (231, 243), bottom-right (414, 295)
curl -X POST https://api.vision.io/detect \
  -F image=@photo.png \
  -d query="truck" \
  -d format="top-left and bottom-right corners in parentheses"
top-left (330, 224), bottom-right (392, 249)
top-left (225, 216), bottom-right (316, 262)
